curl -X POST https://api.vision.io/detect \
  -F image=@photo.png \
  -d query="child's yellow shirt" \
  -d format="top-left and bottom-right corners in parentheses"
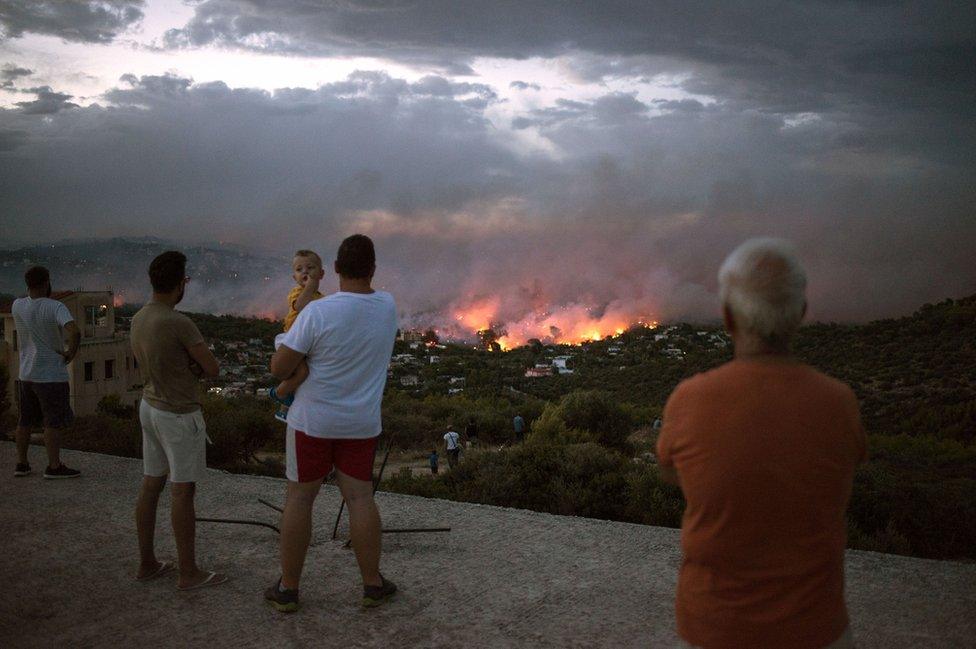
top-left (283, 285), bottom-right (324, 332)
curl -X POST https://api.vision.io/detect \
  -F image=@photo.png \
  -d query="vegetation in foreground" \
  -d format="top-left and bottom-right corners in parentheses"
top-left (1, 295), bottom-right (973, 561)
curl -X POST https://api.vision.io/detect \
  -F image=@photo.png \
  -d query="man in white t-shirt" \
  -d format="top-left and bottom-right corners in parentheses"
top-left (11, 266), bottom-right (81, 479)
top-left (444, 427), bottom-right (461, 468)
top-left (265, 234), bottom-right (398, 613)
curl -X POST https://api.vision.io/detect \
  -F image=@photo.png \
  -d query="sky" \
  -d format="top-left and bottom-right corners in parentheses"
top-left (1, 1), bottom-right (974, 335)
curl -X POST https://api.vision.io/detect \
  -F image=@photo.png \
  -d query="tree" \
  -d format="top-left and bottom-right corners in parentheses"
top-left (530, 390), bottom-right (633, 453)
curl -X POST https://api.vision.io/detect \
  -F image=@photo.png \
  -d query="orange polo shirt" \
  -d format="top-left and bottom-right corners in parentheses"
top-left (657, 359), bottom-right (866, 649)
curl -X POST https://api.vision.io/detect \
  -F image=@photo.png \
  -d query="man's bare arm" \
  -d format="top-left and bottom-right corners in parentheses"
top-left (187, 342), bottom-right (220, 378)
top-left (60, 322), bottom-right (81, 364)
top-left (271, 344), bottom-right (305, 381)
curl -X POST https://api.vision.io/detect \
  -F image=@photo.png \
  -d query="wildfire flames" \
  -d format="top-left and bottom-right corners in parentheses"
top-left (448, 297), bottom-right (659, 350)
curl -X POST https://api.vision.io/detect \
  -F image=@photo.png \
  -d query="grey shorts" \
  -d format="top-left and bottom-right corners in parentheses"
top-left (16, 381), bottom-right (74, 429)
top-left (140, 400), bottom-right (208, 483)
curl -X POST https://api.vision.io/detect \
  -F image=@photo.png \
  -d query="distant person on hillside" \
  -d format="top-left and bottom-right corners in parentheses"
top-left (513, 413), bottom-right (526, 443)
top-left (269, 249), bottom-right (326, 422)
top-left (656, 238), bottom-right (866, 649)
top-left (465, 418), bottom-right (478, 448)
top-left (11, 266), bottom-right (81, 479)
top-left (429, 449), bottom-right (439, 475)
top-left (130, 251), bottom-right (226, 590)
top-left (265, 234), bottom-right (398, 613)
top-left (444, 426), bottom-right (461, 468)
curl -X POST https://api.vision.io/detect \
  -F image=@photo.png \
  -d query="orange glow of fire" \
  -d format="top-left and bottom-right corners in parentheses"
top-left (113, 294), bottom-right (125, 308)
top-left (453, 297), bottom-right (500, 332)
top-left (449, 299), bottom-right (660, 349)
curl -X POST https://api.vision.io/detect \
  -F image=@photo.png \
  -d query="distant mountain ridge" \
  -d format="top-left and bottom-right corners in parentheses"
top-left (0, 238), bottom-right (291, 316)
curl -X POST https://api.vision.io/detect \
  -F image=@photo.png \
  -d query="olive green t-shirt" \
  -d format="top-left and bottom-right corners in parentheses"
top-left (130, 301), bottom-right (206, 414)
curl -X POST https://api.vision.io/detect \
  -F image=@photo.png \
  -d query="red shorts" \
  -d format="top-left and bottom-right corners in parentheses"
top-left (286, 427), bottom-right (378, 483)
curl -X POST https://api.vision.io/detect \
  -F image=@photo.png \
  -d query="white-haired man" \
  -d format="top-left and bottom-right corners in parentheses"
top-left (656, 238), bottom-right (866, 649)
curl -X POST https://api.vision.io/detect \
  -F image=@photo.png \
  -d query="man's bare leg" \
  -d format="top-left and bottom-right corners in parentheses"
top-left (15, 426), bottom-right (31, 465)
top-left (336, 470), bottom-right (383, 588)
top-left (42, 426), bottom-right (62, 469)
top-left (135, 475), bottom-right (167, 577)
top-left (171, 482), bottom-right (220, 588)
top-left (279, 478), bottom-right (322, 589)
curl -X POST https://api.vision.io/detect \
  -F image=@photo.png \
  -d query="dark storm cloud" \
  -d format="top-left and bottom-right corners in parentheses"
top-left (0, 126), bottom-right (28, 150)
top-left (0, 1), bottom-right (144, 43)
top-left (653, 99), bottom-right (705, 113)
top-left (0, 70), bottom-right (521, 246)
top-left (15, 86), bottom-right (79, 114)
top-left (165, 2), bottom-right (975, 108)
top-left (2, 3), bottom-right (975, 322)
top-left (1, 63), bottom-right (32, 89)
top-left (2, 65), bottom-right (973, 322)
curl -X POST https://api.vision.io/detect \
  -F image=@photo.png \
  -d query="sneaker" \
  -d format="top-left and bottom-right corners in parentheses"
top-left (43, 464), bottom-right (81, 479)
top-left (273, 407), bottom-right (289, 424)
top-left (14, 463), bottom-right (31, 477)
top-left (362, 575), bottom-right (397, 608)
top-left (264, 579), bottom-right (300, 613)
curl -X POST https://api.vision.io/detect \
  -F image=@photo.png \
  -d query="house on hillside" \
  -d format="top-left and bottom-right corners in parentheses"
top-left (552, 356), bottom-right (575, 374)
top-left (525, 365), bottom-right (554, 378)
top-left (1, 290), bottom-right (142, 416)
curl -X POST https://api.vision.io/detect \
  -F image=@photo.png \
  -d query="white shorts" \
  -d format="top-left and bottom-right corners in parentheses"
top-left (140, 400), bottom-right (208, 483)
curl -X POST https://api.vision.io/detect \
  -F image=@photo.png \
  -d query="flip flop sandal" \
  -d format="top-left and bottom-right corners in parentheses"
top-left (178, 571), bottom-right (228, 591)
top-left (136, 561), bottom-right (174, 582)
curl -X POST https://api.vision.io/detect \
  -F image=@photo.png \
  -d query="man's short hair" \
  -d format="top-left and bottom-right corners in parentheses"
top-left (293, 249), bottom-right (322, 267)
top-left (335, 234), bottom-right (376, 279)
top-left (718, 238), bottom-right (807, 346)
top-left (24, 266), bottom-right (50, 290)
top-left (149, 251), bottom-right (188, 293)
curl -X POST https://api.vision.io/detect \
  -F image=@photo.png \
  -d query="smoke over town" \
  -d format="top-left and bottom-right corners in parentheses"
top-left (1, 2), bottom-right (974, 338)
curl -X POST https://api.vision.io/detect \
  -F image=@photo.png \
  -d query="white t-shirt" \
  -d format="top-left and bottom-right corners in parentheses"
top-left (11, 297), bottom-right (74, 383)
top-left (280, 290), bottom-right (397, 438)
top-left (444, 431), bottom-right (460, 450)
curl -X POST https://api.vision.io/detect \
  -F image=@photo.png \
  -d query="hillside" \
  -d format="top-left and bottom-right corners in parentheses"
top-left (0, 238), bottom-right (288, 316)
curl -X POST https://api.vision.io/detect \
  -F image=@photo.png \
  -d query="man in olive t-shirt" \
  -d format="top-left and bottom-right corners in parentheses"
top-left (129, 251), bottom-right (226, 591)
top-left (132, 302), bottom-right (206, 414)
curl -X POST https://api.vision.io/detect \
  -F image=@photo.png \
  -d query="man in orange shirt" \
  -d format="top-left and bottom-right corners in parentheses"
top-left (657, 238), bottom-right (866, 649)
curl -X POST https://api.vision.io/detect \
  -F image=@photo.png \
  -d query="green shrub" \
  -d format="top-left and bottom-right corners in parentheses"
top-left (202, 395), bottom-right (281, 468)
top-left (846, 434), bottom-right (976, 559)
top-left (96, 394), bottom-right (135, 419)
top-left (382, 443), bottom-right (676, 523)
top-left (381, 390), bottom-right (546, 449)
top-left (528, 390), bottom-right (633, 453)
top-left (624, 464), bottom-right (685, 527)
top-left (64, 414), bottom-right (142, 459)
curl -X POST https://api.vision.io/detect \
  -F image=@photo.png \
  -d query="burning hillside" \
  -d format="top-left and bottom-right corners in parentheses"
top-left (439, 296), bottom-right (660, 349)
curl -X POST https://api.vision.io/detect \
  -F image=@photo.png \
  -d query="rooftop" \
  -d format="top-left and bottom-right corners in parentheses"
top-left (0, 290), bottom-right (76, 314)
top-left (1, 443), bottom-right (974, 647)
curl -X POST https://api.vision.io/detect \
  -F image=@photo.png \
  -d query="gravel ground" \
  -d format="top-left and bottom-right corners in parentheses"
top-left (1, 442), bottom-right (974, 648)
